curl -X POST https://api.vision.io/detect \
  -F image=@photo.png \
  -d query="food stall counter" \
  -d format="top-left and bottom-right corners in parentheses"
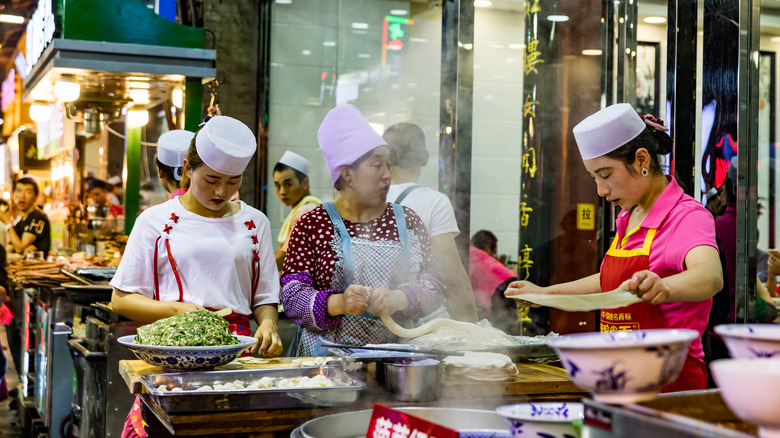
top-left (119, 358), bottom-right (588, 437)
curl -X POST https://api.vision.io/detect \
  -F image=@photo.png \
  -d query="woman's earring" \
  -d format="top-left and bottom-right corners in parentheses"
top-left (642, 168), bottom-right (649, 176)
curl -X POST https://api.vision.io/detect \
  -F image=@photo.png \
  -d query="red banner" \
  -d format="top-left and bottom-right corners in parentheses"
top-left (366, 404), bottom-right (459, 438)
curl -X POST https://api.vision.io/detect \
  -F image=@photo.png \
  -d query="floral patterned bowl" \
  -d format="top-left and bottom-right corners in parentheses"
top-left (546, 329), bottom-right (698, 405)
top-left (714, 324), bottom-right (780, 358)
top-left (495, 402), bottom-right (583, 438)
top-left (117, 334), bottom-right (257, 372)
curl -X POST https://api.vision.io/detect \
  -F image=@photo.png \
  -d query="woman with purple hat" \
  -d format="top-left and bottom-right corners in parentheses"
top-left (110, 116), bottom-right (282, 437)
top-left (280, 105), bottom-right (445, 356)
top-left (506, 103), bottom-right (723, 392)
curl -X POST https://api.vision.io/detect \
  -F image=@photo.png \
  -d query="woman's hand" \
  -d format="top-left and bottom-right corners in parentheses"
top-left (504, 280), bottom-right (545, 307)
top-left (368, 287), bottom-right (408, 317)
top-left (253, 320), bottom-right (283, 357)
top-left (173, 302), bottom-right (206, 315)
top-left (628, 270), bottom-right (671, 305)
top-left (337, 285), bottom-right (371, 315)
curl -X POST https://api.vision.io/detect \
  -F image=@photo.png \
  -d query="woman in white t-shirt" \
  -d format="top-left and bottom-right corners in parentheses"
top-left (110, 116), bottom-right (282, 438)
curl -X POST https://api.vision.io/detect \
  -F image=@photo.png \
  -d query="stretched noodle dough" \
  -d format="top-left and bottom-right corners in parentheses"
top-left (380, 315), bottom-right (517, 346)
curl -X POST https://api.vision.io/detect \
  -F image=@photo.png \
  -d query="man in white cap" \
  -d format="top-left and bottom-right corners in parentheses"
top-left (272, 151), bottom-right (321, 270)
top-left (156, 129), bottom-right (195, 198)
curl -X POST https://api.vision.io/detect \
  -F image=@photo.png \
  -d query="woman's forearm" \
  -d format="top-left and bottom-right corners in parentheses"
top-left (111, 289), bottom-right (198, 323)
top-left (543, 273), bottom-right (602, 295)
top-left (253, 303), bottom-right (279, 327)
top-left (280, 273), bottom-right (342, 330)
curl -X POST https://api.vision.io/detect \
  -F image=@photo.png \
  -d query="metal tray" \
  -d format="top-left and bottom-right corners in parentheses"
top-left (139, 366), bottom-right (366, 413)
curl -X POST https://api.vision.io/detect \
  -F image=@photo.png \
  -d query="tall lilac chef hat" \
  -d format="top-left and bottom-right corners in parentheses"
top-left (158, 130), bottom-right (194, 180)
top-left (572, 103), bottom-right (646, 160)
top-left (195, 116), bottom-right (256, 175)
top-left (317, 104), bottom-right (388, 187)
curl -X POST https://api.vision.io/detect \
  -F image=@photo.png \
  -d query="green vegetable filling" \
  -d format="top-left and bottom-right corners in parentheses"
top-left (135, 310), bottom-right (240, 346)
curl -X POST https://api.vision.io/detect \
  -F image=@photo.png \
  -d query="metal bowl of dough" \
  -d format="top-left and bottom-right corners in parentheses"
top-left (291, 407), bottom-right (510, 438)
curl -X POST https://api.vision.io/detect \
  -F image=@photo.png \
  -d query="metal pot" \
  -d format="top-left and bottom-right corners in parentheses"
top-left (383, 360), bottom-right (442, 402)
top-left (292, 407), bottom-right (509, 438)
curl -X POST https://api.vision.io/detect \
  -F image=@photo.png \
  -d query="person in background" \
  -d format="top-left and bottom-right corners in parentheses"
top-left (281, 105), bottom-right (445, 356)
top-left (0, 244), bottom-right (11, 402)
top-left (107, 175), bottom-right (123, 206)
top-left (383, 122), bottom-right (478, 322)
top-left (0, 176), bottom-right (51, 258)
top-left (273, 151), bottom-right (321, 270)
top-left (86, 178), bottom-right (124, 217)
top-left (111, 116), bottom-right (282, 437)
top-left (156, 129), bottom-right (195, 199)
top-left (506, 104), bottom-right (722, 392)
top-left (468, 230), bottom-right (520, 333)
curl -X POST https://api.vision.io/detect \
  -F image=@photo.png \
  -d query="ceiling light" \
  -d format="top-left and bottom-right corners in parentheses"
top-left (129, 81), bottom-right (150, 89)
top-left (127, 76), bottom-right (149, 81)
top-left (129, 89), bottom-right (150, 104)
top-left (0, 14), bottom-right (25, 24)
top-left (772, 36), bottom-right (780, 42)
top-left (643, 16), bottom-right (666, 24)
top-left (172, 89), bottom-right (183, 109)
top-left (358, 54), bottom-right (371, 58)
top-left (351, 22), bottom-right (369, 29)
top-left (547, 15), bottom-right (569, 22)
top-left (30, 102), bottom-right (51, 123)
top-left (474, 0), bottom-right (492, 6)
top-left (275, 0), bottom-right (292, 3)
top-left (390, 9), bottom-right (408, 15)
top-left (508, 43), bottom-right (525, 50)
top-left (127, 110), bottom-right (149, 128)
top-left (54, 76), bottom-right (80, 102)
top-left (302, 50), bottom-right (311, 55)
top-left (582, 49), bottom-right (603, 56)
top-left (323, 41), bottom-right (336, 47)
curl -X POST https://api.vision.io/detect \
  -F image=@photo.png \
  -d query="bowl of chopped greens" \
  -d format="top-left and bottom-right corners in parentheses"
top-left (118, 310), bottom-right (257, 372)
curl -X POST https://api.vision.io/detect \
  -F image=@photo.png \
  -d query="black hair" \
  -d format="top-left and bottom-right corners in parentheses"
top-left (334, 149), bottom-right (377, 190)
top-left (383, 123), bottom-right (427, 169)
top-left (471, 230), bottom-right (498, 252)
top-left (14, 177), bottom-right (40, 197)
top-left (156, 158), bottom-right (182, 187)
top-left (272, 163), bottom-right (307, 183)
top-left (86, 178), bottom-right (108, 192)
top-left (604, 126), bottom-right (674, 176)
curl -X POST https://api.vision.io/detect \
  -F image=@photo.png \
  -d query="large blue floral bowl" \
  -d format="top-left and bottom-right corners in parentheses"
top-left (496, 402), bottom-right (583, 438)
top-left (117, 335), bottom-right (257, 372)
top-left (714, 324), bottom-right (780, 359)
top-left (547, 329), bottom-right (698, 405)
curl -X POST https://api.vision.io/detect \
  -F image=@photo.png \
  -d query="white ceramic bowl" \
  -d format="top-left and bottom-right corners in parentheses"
top-left (495, 402), bottom-right (583, 438)
top-left (711, 358), bottom-right (780, 438)
top-left (546, 329), bottom-right (698, 404)
top-left (714, 324), bottom-right (780, 358)
top-left (117, 334), bottom-right (257, 372)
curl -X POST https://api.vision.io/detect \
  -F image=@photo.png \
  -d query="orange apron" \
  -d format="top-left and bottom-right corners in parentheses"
top-left (600, 226), bottom-right (707, 392)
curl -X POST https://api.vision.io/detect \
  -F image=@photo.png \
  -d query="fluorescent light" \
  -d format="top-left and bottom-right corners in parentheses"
top-left (302, 50), bottom-right (311, 55)
top-left (410, 38), bottom-right (428, 43)
top-left (0, 14), bottom-right (25, 24)
top-left (29, 103), bottom-right (50, 123)
top-left (130, 89), bottom-right (150, 104)
top-left (772, 36), bottom-right (780, 42)
top-left (358, 54), bottom-right (371, 58)
top-left (127, 110), bottom-right (149, 128)
top-left (582, 49), bottom-right (603, 56)
top-left (547, 15), bottom-right (569, 22)
top-left (351, 22), bottom-right (369, 30)
top-left (275, 0), bottom-right (292, 4)
top-left (129, 81), bottom-right (150, 89)
top-left (508, 43), bottom-right (525, 50)
top-left (172, 89), bottom-right (183, 109)
top-left (54, 76), bottom-right (80, 102)
top-left (474, 0), bottom-right (492, 7)
top-left (390, 9), bottom-right (408, 15)
top-left (643, 16), bottom-right (666, 24)
top-left (323, 41), bottom-right (336, 47)
top-left (127, 76), bottom-right (149, 81)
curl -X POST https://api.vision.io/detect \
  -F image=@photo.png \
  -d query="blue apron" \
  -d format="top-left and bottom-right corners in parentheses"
top-left (289, 202), bottom-right (412, 356)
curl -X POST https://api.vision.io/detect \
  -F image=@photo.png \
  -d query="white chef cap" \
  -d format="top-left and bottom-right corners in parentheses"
top-left (572, 103), bottom-right (646, 160)
top-left (157, 130), bottom-right (194, 181)
top-left (195, 116), bottom-right (257, 176)
top-left (278, 151), bottom-right (311, 176)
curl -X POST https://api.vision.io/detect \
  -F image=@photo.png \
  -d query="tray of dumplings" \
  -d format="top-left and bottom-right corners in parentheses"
top-left (139, 366), bottom-right (366, 413)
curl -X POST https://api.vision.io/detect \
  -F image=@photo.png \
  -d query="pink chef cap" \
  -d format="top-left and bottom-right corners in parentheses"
top-left (317, 104), bottom-right (388, 188)
top-left (572, 103), bottom-right (646, 160)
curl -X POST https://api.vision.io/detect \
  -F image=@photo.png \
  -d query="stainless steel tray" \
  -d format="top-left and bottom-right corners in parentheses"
top-left (139, 366), bottom-right (365, 413)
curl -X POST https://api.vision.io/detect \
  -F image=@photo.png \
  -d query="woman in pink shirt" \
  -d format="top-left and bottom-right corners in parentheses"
top-left (506, 104), bottom-right (723, 392)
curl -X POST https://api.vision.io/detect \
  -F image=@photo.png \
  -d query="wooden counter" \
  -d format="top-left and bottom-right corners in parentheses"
top-left (119, 358), bottom-right (588, 437)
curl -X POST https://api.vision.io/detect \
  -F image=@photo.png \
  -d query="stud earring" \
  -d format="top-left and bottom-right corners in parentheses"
top-left (641, 168), bottom-right (649, 176)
